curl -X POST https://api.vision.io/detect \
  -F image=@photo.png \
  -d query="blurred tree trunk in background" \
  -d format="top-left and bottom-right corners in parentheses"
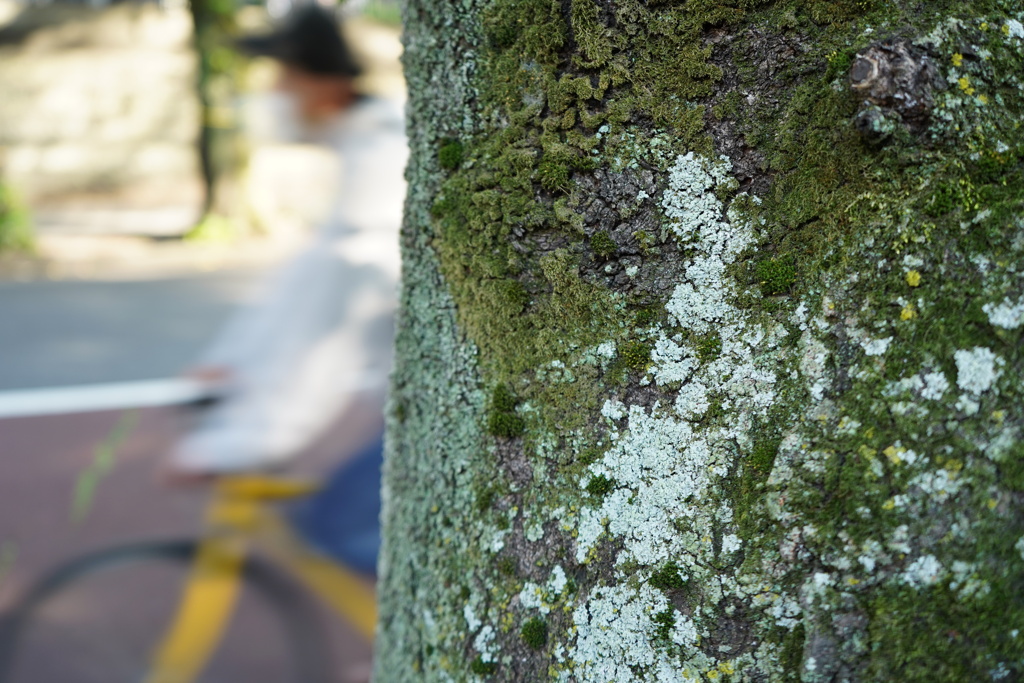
top-left (378, 0), bottom-right (1024, 680)
top-left (187, 0), bottom-right (245, 231)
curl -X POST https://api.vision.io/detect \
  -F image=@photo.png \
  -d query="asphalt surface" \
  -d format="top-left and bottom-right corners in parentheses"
top-left (0, 269), bottom-right (267, 390)
top-left (0, 403), bottom-right (379, 682)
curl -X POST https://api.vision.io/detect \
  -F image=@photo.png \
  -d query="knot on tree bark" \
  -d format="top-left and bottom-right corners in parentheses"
top-left (849, 39), bottom-right (939, 140)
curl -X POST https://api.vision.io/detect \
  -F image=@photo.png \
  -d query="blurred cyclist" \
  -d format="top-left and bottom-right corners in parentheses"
top-left (165, 5), bottom-right (407, 578)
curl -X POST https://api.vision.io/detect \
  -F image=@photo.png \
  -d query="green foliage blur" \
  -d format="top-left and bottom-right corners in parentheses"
top-left (359, 0), bottom-right (401, 27)
top-left (0, 183), bottom-right (34, 253)
top-left (0, 541), bottom-right (17, 585)
top-left (72, 411), bottom-right (138, 523)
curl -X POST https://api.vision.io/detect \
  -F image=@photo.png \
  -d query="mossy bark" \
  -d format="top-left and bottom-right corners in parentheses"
top-left (378, 1), bottom-right (1024, 680)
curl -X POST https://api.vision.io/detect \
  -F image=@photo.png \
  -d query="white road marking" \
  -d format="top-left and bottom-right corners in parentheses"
top-left (0, 379), bottom-right (207, 419)
top-left (0, 372), bottom-right (389, 419)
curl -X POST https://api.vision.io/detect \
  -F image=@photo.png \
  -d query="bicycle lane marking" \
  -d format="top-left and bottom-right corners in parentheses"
top-left (0, 379), bottom-right (206, 419)
top-left (0, 372), bottom-right (386, 419)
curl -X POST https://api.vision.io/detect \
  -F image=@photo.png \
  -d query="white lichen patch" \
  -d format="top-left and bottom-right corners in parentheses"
top-left (464, 604), bottom-right (481, 633)
top-left (489, 529), bottom-right (507, 552)
top-left (525, 518), bottom-right (545, 542)
top-left (661, 155), bottom-right (757, 336)
top-left (762, 593), bottom-right (803, 630)
top-left (921, 371), bottom-right (951, 400)
top-left (902, 254), bottom-right (925, 270)
top-left (837, 416), bottom-right (862, 436)
top-left (721, 533), bottom-right (743, 555)
top-left (954, 346), bottom-right (1004, 394)
top-left (900, 554), bottom-right (944, 588)
top-left (519, 582), bottom-right (551, 615)
top-left (985, 427), bottom-right (1019, 461)
top-left (601, 399), bottom-right (627, 421)
top-left (861, 336), bottom-right (893, 356)
top-left (802, 571), bottom-right (836, 605)
top-left (650, 333), bottom-right (697, 385)
top-left (674, 380), bottom-right (710, 419)
top-left (886, 370), bottom-right (951, 401)
top-left (549, 565), bottom-right (568, 594)
top-left (661, 152), bottom-right (733, 243)
top-left (908, 468), bottom-right (964, 503)
top-left (570, 584), bottom-right (704, 683)
top-left (519, 566), bottom-right (572, 616)
top-left (595, 341), bottom-right (617, 359)
top-left (567, 153), bottom-right (790, 679)
top-left (577, 404), bottom-right (713, 565)
top-left (983, 296), bottom-right (1024, 329)
top-left (949, 560), bottom-right (991, 600)
top-left (799, 334), bottom-right (831, 402)
top-left (536, 359), bottom-right (576, 384)
top-left (473, 625), bottom-right (498, 663)
top-left (579, 341), bottom-right (619, 370)
top-left (882, 444), bottom-right (919, 466)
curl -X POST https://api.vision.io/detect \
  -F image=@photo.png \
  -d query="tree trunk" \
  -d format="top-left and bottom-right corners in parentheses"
top-left (378, 1), bottom-right (1024, 680)
top-left (188, 0), bottom-right (244, 220)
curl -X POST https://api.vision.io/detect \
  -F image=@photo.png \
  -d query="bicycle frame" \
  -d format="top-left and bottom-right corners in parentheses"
top-left (144, 476), bottom-right (376, 683)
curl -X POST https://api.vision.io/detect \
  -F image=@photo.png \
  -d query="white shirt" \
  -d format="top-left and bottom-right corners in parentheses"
top-left (173, 96), bottom-right (407, 471)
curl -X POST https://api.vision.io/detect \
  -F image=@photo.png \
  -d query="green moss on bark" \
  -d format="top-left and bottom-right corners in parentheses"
top-left (520, 617), bottom-right (548, 649)
top-left (486, 384), bottom-right (525, 438)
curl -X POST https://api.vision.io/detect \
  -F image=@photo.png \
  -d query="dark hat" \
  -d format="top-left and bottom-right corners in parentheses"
top-left (236, 5), bottom-right (362, 77)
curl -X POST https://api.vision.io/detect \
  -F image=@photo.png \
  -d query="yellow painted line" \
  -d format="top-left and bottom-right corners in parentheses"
top-left (283, 550), bottom-right (377, 641)
top-left (260, 515), bottom-right (377, 641)
top-left (145, 539), bottom-right (246, 683)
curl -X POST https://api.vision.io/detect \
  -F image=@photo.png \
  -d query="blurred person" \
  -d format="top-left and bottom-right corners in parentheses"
top-left (166, 4), bottom-right (407, 578)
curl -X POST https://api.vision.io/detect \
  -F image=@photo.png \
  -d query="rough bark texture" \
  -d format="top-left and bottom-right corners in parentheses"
top-left (378, 1), bottom-right (1024, 680)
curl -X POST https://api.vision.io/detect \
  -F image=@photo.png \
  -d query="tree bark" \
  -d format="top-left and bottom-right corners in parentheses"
top-left (378, 1), bottom-right (1024, 680)
top-left (188, 0), bottom-right (243, 220)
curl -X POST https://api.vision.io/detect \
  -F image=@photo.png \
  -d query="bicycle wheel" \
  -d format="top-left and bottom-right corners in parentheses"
top-left (0, 540), bottom-right (333, 683)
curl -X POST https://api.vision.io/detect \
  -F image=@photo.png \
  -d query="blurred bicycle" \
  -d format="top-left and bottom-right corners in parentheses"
top-left (0, 471), bottom-right (376, 683)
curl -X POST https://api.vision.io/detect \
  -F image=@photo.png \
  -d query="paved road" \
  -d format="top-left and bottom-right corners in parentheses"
top-left (0, 268), bottom-right (380, 682)
top-left (0, 401), bottom-right (380, 682)
top-left (0, 269), bottom-right (267, 390)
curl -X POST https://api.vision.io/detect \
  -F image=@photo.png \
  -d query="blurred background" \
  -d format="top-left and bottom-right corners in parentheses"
top-left (0, 0), bottom-right (404, 678)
